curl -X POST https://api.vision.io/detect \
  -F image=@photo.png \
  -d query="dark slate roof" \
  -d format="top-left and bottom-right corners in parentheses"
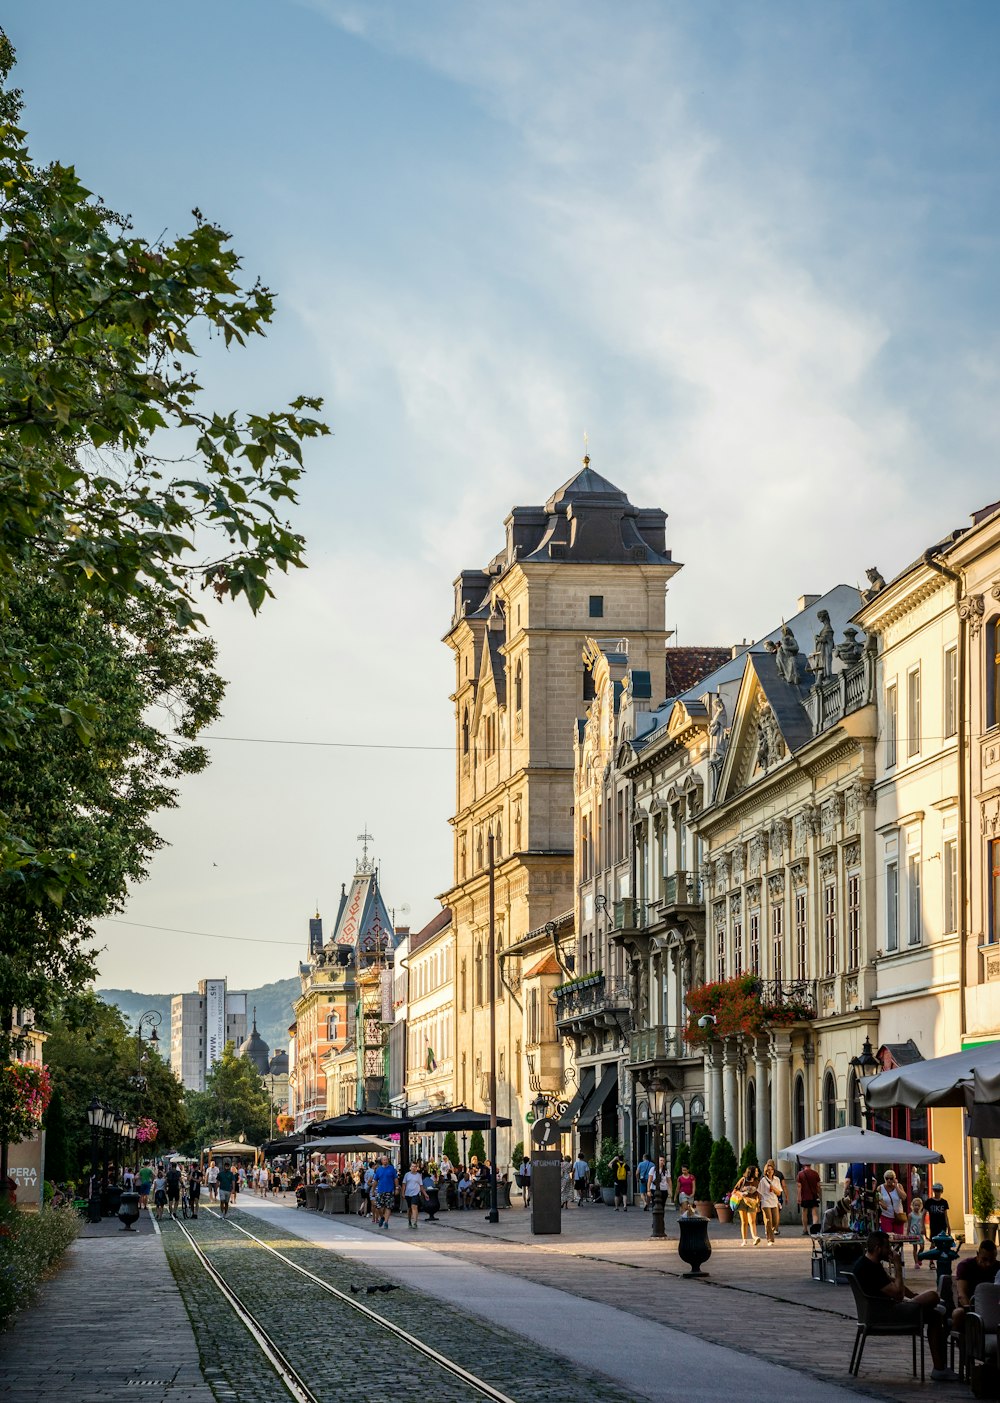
top-left (545, 465), bottom-right (629, 509)
top-left (408, 907), bottom-right (452, 956)
top-left (239, 1017), bottom-right (271, 1076)
top-left (664, 647), bottom-right (733, 700)
top-left (268, 1049), bottom-right (289, 1075)
top-left (881, 1039), bottom-right (924, 1067)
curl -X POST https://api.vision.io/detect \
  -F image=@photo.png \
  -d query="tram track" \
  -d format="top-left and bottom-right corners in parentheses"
top-left (162, 1207), bottom-right (525, 1403)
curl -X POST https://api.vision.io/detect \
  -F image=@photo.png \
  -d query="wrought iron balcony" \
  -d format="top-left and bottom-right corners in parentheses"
top-left (661, 870), bottom-right (703, 910)
top-left (629, 1026), bottom-right (686, 1068)
top-left (755, 977), bottom-right (818, 1019)
top-left (555, 973), bottom-right (633, 1033)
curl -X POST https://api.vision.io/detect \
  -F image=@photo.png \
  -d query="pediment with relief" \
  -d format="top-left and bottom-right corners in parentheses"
top-left (715, 662), bottom-right (793, 805)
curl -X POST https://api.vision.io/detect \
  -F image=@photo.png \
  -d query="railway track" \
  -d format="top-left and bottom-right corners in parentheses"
top-left (166, 1209), bottom-right (518, 1403)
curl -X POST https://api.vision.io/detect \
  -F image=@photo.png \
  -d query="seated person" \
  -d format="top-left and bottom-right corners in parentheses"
top-left (822, 1197), bottom-right (853, 1233)
top-left (851, 1229), bottom-right (954, 1381)
top-left (953, 1239), bottom-right (999, 1336)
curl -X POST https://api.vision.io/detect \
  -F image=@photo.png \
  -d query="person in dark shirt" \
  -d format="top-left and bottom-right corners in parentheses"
top-left (953, 1240), bottom-right (998, 1336)
top-left (165, 1165), bottom-right (182, 1217)
top-left (925, 1183), bottom-right (951, 1240)
top-left (851, 1230), bottom-right (953, 1381)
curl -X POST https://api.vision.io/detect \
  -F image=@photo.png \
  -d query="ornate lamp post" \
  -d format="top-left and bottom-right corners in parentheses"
top-left (133, 1011), bottom-right (162, 1089)
top-left (648, 1079), bottom-right (667, 1241)
top-left (87, 1097), bottom-right (103, 1223)
top-left (848, 1036), bottom-right (881, 1195)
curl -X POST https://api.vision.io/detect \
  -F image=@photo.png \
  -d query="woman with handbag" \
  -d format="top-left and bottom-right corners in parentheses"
top-left (732, 1165), bottom-right (763, 1246)
top-left (877, 1169), bottom-right (907, 1235)
top-left (759, 1159), bottom-right (782, 1244)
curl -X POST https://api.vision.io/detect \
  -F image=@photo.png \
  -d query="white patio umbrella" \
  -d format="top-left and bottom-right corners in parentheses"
top-left (777, 1125), bottom-right (944, 1165)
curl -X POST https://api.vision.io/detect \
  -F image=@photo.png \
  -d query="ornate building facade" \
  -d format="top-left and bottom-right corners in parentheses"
top-left (441, 461), bottom-right (678, 1163)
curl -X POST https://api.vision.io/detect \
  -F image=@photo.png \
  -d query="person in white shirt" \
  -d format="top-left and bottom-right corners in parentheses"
top-left (401, 1161), bottom-right (428, 1229)
top-left (206, 1161), bottom-right (219, 1201)
top-left (759, 1159), bottom-right (782, 1244)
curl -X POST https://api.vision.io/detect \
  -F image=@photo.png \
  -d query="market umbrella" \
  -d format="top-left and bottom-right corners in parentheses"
top-left (969, 1068), bottom-right (1000, 1138)
top-left (777, 1125), bottom-right (944, 1165)
top-left (308, 1110), bottom-right (414, 1136)
top-left (413, 1105), bottom-right (513, 1131)
top-left (300, 1136), bottom-right (392, 1154)
top-left (862, 1043), bottom-right (1000, 1112)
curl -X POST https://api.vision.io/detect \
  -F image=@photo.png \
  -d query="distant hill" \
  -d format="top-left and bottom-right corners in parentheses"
top-left (98, 976), bottom-right (299, 1060)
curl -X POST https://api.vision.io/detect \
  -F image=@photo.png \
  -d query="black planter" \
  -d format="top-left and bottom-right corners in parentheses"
top-left (117, 1189), bottom-right (141, 1231)
top-left (677, 1214), bottom-right (712, 1276)
top-left (104, 1183), bottom-right (123, 1218)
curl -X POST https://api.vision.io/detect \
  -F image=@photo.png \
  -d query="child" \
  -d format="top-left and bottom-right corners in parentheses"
top-left (909, 1196), bottom-right (925, 1266)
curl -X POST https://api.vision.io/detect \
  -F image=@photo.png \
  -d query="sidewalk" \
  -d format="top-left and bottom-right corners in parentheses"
top-left (0, 1213), bottom-right (214, 1403)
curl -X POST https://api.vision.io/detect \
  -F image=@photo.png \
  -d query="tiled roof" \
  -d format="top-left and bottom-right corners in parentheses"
top-left (664, 646), bottom-right (733, 699)
top-left (523, 953), bottom-right (562, 978)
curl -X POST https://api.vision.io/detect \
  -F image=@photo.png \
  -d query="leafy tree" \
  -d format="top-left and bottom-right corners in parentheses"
top-left (469, 1129), bottom-right (486, 1164)
top-left (442, 1131), bottom-right (459, 1167)
top-left (0, 32), bottom-right (327, 920)
top-left (739, 1140), bottom-right (759, 1174)
top-left (709, 1137), bottom-right (739, 1205)
top-left (690, 1122), bottom-right (713, 1200)
top-left (41, 990), bottom-right (188, 1173)
top-left (184, 1042), bottom-right (272, 1149)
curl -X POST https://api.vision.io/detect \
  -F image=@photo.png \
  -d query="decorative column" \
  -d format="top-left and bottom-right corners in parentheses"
top-left (722, 1039), bottom-right (739, 1145)
top-left (754, 1037), bottom-right (771, 1163)
top-left (708, 1043), bottom-right (724, 1139)
top-left (772, 1033), bottom-right (793, 1171)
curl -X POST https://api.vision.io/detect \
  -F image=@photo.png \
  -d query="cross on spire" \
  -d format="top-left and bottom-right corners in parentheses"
top-left (357, 827), bottom-right (374, 873)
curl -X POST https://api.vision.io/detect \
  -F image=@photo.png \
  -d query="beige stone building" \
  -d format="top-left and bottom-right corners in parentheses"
top-left (440, 462), bottom-right (679, 1165)
top-left (692, 585), bottom-right (879, 1184)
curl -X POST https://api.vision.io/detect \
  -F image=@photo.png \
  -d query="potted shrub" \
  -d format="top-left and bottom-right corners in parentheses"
top-left (512, 1140), bottom-right (525, 1187)
top-left (710, 1136), bottom-right (739, 1223)
top-left (738, 1141), bottom-right (759, 1175)
top-left (595, 1137), bottom-right (623, 1206)
top-left (690, 1123), bottom-right (715, 1218)
top-left (974, 1160), bottom-right (998, 1243)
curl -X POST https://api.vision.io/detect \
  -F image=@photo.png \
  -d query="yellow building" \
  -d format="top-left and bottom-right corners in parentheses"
top-left (440, 461), bottom-right (679, 1166)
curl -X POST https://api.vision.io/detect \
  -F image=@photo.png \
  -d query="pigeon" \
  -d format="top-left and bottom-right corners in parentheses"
top-left (349, 1283), bottom-right (401, 1295)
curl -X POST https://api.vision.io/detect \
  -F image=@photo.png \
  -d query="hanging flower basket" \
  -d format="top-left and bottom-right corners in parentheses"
top-left (684, 977), bottom-right (816, 1045)
top-left (135, 1117), bottom-right (158, 1144)
top-left (0, 1062), bottom-right (52, 1145)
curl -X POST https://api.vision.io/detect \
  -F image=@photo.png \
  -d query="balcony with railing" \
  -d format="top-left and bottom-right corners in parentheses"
top-left (628, 1025), bottom-right (686, 1068)
top-left (554, 973), bottom-right (633, 1034)
top-left (661, 870), bottom-right (703, 911)
top-left (804, 655), bottom-right (875, 736)
top-left (755, 978), bottom-right (818, 1019)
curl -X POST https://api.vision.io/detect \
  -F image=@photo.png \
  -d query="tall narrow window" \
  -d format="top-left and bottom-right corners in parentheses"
top-left (908, 847), bottom-right (922, 945)
top-left (944, 837), bottom-right (958, 933)
top-left (944, 645), bottom-right (958, 739)
top-left (515, 1039), bottom-right (522, 1093)
top-left (823, 881), bottom-right (837, 976)
top-left (885, 681), bottom-right (898, 768)
top-left (886, 860), bottom-right (899, 952)
top-left (514, 658), bottom-right (523, 715)
top-left (462, 707), bottom-right (470, 755)
top-left (475, 942), bottom-right (484, 1005)
top-left (616, 790), bottom-right (626, 861)
top-left (991, 839), bottom-right (1000, 943)
top-left (749, 911), bottom-right (760, 976)
top-left (795, 891), bottom-right (808, 981)
top-left (847, 872), bottom-right (861, 970)
top-left (907, 666), bottom-right (921, 758)
top-left (716, 925), bottom-right (726, 981)
top-left (733, 919), bottom-right (744, 976)
top-left (989, 619), bottom-right (1000, 730)
top-left (770, 901), bottom-right (783, 982)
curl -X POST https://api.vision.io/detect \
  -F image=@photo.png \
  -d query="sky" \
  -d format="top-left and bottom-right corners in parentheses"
top-left (9, 1), bottom-right (1000, 994)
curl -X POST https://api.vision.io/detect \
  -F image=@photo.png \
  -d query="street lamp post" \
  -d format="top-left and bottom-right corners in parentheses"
top-left (648, 1080), bottom-right (666, 1241)
top-left (87, 1097), bottom-right (103, 1223)
top-left (134, 1011), bottom-right (162, 1087)
top-left (848, 1036), bottom-right (880, 1196)
top-left (486, 829), bottom-right (499, 1225)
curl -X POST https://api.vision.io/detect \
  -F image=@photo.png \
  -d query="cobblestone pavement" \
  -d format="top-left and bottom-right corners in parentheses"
top-left (375, 1197), bottom-right (960, 1403)
top-left (162, 1207), bottom-right (638, 1403)
top-left (0, 1229), bottom-right (214, 1403)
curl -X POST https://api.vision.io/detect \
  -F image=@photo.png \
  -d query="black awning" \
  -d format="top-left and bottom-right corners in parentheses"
top-left (557, 1067), bottom-right (595, 1130)
top-left (577, 1065), bottom-right (619, 1129)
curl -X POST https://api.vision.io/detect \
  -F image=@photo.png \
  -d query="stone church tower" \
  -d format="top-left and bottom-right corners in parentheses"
top-left (441, 461), bottom-right (680, 1161)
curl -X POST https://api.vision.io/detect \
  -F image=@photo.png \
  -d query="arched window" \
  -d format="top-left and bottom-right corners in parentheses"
top-left (690, 1095), bottom-right (705, 1130)
top-left (326, 1010), bottom-right (339, 1042)
top-left (823, 1070), bottom-right (837, 1131)
top-left (848, 1070), bottom-right (863, 1127)
top-left (514, 658), bottom-right (523, 715)
top-left (746, 1079), bottom-right (757, 1147)
top-left (476, 832), bottom-right (484, 870)
top-left (794, 1073), bottom-right (806, 1143)
top-left (475, 941), bottom-right (484, 1006)
top-left (462, 706), bottom-right (470, 755)
top-left (670, 1098), bottom-right (685, 1161)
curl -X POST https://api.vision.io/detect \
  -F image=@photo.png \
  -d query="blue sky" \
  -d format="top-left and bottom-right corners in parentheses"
top-left (9, 1), bottom-right (1000, 991)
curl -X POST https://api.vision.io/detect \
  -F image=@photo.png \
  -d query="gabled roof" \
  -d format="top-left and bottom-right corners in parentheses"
top-left (523, 953), bottom-right (562, 978)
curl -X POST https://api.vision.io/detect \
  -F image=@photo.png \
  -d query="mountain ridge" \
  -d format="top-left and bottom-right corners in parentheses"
top-left (97, 976), bottom-right (299, 1062)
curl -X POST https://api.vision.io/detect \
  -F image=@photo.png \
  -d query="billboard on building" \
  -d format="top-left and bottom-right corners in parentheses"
top-left (205, 978), bottom-right (226, 1069)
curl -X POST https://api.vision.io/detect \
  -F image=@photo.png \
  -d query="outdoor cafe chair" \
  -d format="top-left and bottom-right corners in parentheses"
top-left (845, 1273), bottom-right (925, 1381)
top-left (965, 1283), bottom-right (1000, 1394)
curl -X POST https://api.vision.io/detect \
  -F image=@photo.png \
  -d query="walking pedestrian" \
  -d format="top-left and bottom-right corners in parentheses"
top-left (519, 1154), bottom-right (532, 1207)
top-left (877, 1170), bottom-right (907, 1236)
top-left (759, 1159), bottom-right (782, 1245)
top-left (796, 1160), bottom-right (821, 1234)
top-left (676, 1162), bottom-right (695, 1210)
top-left (637, 1152), bottom-right (655, 1210)
top-left (138, 1161), bottom-right (153, 1208)
top-left (165, 1162), bottom-right (182, 1218)
top-left (573, 1153), bottom-right (590, 1206)
top-left (610, 1151), bottom-right (630, 1212)
top-left (152, 1167), bottom-right (168, 1221)
top-left (206, 1160), bottom-right (219, 1201)
top-left (651, 1155), bottom-right (672, 1209)
top-left (733, 1165), bottom-right (763, 1246)
top-left (189, 1165), bottom-right (201, 1219)
top-left (217, 1160), bottom-right (235, 1217)
top-left (560, 1155), bottom-right (572, 1209)
top-left (402, 1161), bottom-right (427, 1229)
top-left (372, 1154), bottom-right (397, 1230)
